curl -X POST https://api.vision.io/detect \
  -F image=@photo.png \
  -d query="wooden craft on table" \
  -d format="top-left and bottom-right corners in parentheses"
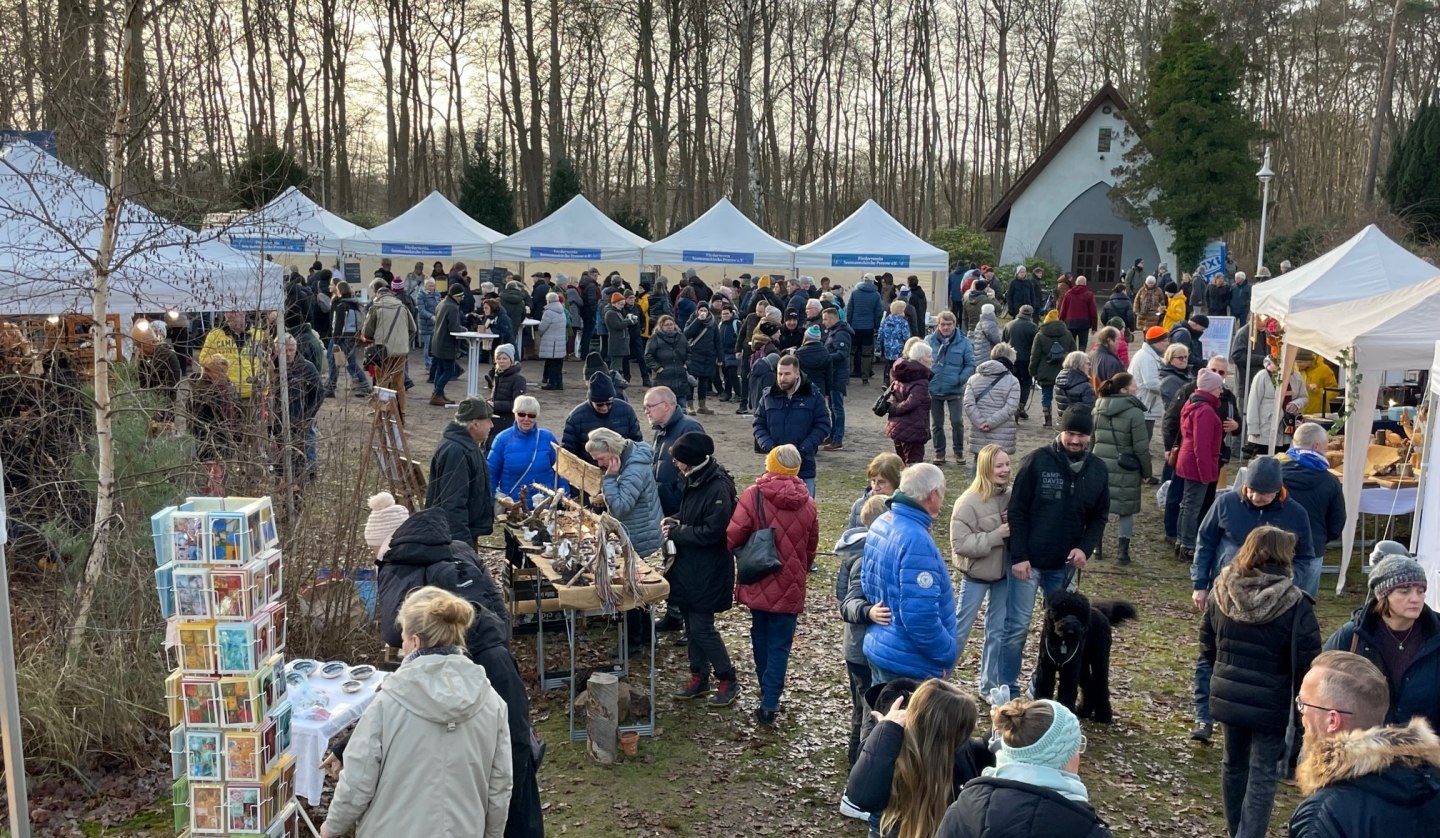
top-left (555, 445), bottom-right (603, 498)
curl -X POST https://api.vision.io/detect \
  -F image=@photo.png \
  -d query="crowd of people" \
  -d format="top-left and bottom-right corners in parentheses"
top-left (129, 258), bottom-right (1440, 837)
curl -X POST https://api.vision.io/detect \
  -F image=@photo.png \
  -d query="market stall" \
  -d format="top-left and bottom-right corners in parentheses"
top-left (1271, 275), bottom-right (1440, 592)
top-left (495, 468), bottom-right (668, 744)
top-left (644, 196), bottom-right (796, 273)
top-left (794, 199), bottom-right (949, 308)
top-left (1414, 341), bottom-right (1440, 611)
top-left (222, 186), bottom-right (369, 260)
top-left (0, 140), bottom-right (282, 317)
top-left (348, 190), bottom-right (505, 262)
top-left (491, 194), bottom-right (649, 264)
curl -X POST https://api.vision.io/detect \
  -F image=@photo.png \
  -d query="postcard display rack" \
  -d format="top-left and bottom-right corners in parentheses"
top-left (153, 496), bottom-right (301, 838)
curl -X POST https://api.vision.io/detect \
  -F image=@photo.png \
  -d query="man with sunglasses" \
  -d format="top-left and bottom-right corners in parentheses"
top-left (1290, 650), bottom-right (1440, 836)
top-left (560, 371), bottom-right (643, 466)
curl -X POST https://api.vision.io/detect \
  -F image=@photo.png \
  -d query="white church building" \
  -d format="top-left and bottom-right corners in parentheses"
top-left (982, 84), bottom-right (1176, 293)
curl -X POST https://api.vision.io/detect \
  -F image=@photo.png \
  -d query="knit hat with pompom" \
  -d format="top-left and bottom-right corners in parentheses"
top-left (364, 492), bottom-right (410, 552)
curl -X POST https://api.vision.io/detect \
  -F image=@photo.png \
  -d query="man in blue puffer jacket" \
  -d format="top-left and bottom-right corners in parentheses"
top-left (847, 274), bottom-right (887, 383)
top-left (860, 463), bottom-right (957, 681)
top-left (925, 311), bottom-right (977, 465)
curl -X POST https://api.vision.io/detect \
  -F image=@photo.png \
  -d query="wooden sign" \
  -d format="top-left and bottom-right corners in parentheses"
top-left (554, 444), bottom-right (602, 498)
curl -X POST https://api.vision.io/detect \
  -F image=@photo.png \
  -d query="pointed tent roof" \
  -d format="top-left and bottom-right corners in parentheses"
top-left (0, 140), bottom-right (281, 315)
top-left (644, 197), bottom-right (795, 268)
top-left (794, 199), bottom-right (948, 271)
top-left (981, 84), bottom-right (1131, 232)
top-left (222, 186), bottom-right (368, 256)
top-left (1282, 275), bottom-right (1440, 372)
top-left (491, 194), bottom-right (649, 263)
top-left (349, 191), bottom-right (505, 261)
top-left (1249, 224), bottom-right (1438, 321)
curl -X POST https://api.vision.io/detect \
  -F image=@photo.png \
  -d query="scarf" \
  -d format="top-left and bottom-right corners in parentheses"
top-left (1286, 447), bottom-right (1330, 472)
top-left (983, 763), bottom-right (1091, 803)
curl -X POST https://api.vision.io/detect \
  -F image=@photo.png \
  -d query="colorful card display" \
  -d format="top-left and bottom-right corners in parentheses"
top-left (190, 782), bottom-right (224, 833)
top-left (225, 731), bottom-right (261, 782)
top-left (171, 512), bottom-right (206, 563)
top-left (173, 567), bottom-right (212, 618)
top-left (181, 678), bottom-right (219, 726)
top-left (207, 512), bottom-right (250, 564)
top-left (226, 784), bottom-right (263, 833)
top-left (211, 567), bottom-right (253, 620)
top-left (219, 675), bottom-right (259, 728)
top-left (177, 622), bottom-right (216, 674)
top-left (185, 729), bottom-right (222, 781)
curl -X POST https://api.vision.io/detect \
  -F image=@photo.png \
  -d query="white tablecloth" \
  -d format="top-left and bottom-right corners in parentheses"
top-left (1358, 487), bottom-right (1419, 516)
top-left (291, 669), bottom-right (387, 804)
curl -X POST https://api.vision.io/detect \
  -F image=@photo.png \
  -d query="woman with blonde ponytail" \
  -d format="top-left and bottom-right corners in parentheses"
top-left (844, 678), bottom-right (993, 838)
top-left (321, 587), bottom-right (516, 838)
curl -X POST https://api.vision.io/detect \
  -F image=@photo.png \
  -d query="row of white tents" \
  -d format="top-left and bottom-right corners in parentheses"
top-left (224, 185), bottom-right (950, 273)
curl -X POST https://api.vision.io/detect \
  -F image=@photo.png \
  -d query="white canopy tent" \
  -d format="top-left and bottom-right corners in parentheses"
top-left (794, 199), bottom-right (948, 272)
top-left (348, 191), bottom-right (504, 261)
top-left (1417, 341), bottom-right (1440, 610)
top-left (222, 186), bottom-right (368, 259)
top-left (1277, 275), bottom-right (1440, 592)
top-left (1250, 224), bottom-right (1438, 320)
top-left (644, 197), bottom-right (795, 269)
top-left (492, 194), bottom-right (649, 263)
top-left (0, 140), bottom-right (281, 316)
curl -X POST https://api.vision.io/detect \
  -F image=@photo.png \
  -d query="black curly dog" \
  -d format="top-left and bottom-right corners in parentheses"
top-left (1033, 590), bottom-right (1137, 724)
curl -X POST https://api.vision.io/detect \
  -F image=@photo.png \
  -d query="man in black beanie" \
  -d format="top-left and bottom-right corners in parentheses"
top-left (560, 371), bottom-right (642, 465)
top-left (1001, 406), bottom-right (1111, 690)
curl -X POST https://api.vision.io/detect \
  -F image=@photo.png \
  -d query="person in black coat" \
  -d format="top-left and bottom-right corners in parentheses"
top-left (793, 327), bottom-right (831, 395)
top-left (1168, 314), bottom-right (1208, 376)
top-left (937, 698), bottom-right (1111, 838)
top-left (425, 398), bottom-right (496, 543)
top-left (645, 388), bottom-right (704, 517)
top-left (375, 506), bottom-right (510, 650)
top-left (1100, 287), bottom-right (1135, 334)
top-left (1201, 525), bottom-right (1321, 838)
top-left (560, 372), bottom-right (644, 466)
top-left (1289, 650), bottom-right (1440, 838)
top-left (845, 678), bottom-right (994, 838)
top-left (663, 433), bottom-right (739, 706)
top-left (684, 303), bottom-right (723, 414)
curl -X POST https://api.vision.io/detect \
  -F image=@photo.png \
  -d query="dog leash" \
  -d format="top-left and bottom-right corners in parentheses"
top-left (1041, 634), bottom-right (1081, 670)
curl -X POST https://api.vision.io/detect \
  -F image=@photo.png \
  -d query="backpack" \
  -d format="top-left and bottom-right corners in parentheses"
top-left (1046, 337), bottom-right (1067, 363)
top-left (341, 305), bottom-right (359, 336)
top-left (313, 288), bottom-right (331, 315)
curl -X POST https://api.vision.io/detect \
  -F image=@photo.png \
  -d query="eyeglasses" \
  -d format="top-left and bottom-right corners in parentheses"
top-left (642, 402), bottom-right (666, 411)
top-left (515, 412), bottom-right (537, 419)
top-left (1078, 734), bottom-right (1087, 755)
top-left (1296, 696), bottom-right (1352, 715)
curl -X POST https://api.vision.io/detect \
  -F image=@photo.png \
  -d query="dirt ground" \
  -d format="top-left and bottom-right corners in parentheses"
top-left (49, 348), bottom-right (1372, 836)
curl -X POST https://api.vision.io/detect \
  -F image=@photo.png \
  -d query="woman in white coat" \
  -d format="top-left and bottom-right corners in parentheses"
top-left (322, 587), bottom-right (514, 838)
top-left (1245, 355), bottom-right (1307, 453)
top-left (949, 443), bottom-right (1013, 701)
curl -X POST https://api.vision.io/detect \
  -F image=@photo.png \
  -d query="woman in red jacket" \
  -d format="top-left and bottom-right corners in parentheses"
top-left (728, 444), bottom-right (819, 727)
top-left (1176, 368), bottom-right (1226, 563)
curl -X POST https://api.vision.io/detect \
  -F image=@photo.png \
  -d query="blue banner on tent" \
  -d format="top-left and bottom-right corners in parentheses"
top-left (681, 249), bottom-right (755, 265)
top-left (382, 242), bottom-right (453, 257)
top-left (831, 253), bottom-right (910, 268)
top-left (1199, 241), bottom-right (1227, 283)
top-left (229, 237), bottom-right (306, 253)
top-left (0, 129), bottom-right (57, 156)
top-left (530, 246), bottom-right (602, 260)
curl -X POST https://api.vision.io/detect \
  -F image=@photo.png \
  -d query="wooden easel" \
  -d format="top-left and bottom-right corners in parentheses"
top-left (364, 390), bottom-right (425, 509)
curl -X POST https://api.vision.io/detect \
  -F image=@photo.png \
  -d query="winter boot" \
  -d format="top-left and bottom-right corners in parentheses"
top-left (1043, 409), bottom-right (1053, 427)
top-left (708, 676), bottom-right (739, 707)
top-left (1016, 405), bottom-right (1029, 420)
top-left (697, 399), bottom-right (714, 415)
top-left (1118, 537), bottom-right (1132, 565)
top-left (673, 674), bottom-right (710, 700)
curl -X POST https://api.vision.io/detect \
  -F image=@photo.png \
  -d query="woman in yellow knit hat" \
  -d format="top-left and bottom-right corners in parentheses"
top-left (725, 444), bottom-right (818, 726)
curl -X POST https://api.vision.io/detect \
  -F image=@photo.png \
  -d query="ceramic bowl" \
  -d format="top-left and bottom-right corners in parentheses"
top-left (341, 680), bottom-right (362, 694)
top-left (320, 661), bottom-right (346, 679)
top-left (349, 665), bottom-right (376, 681)
top-left (289, 659), bottom-right (318, 676)
top-left (285, 672), bottom-right (306, 688)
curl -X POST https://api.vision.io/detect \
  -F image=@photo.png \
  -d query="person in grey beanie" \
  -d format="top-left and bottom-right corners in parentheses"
top-left (1323, 549), bottom-right (1440, 732)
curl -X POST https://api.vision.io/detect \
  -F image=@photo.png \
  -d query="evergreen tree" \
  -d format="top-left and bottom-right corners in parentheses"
top-left (230, 141), bottom-right (308, 209)
top-left (457, 132), bottom-right (517, 234)
top-left (1383, 102), bottom-right (1440, 242)
top-left (609, 203), bottom-right (652, 239)
top-left (546, 156), bottom-right (583, 216)
top-left (1110, 3), bottom-right (1258, 267)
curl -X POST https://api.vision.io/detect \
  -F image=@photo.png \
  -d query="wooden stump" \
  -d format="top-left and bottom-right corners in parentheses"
top-left (586, 672), bottom-right (619, 764)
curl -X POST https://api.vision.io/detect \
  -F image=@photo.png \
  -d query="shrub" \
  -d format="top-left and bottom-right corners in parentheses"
top-left (927, 225), bottom-right (996, 269)
top-left (997, 257), bottom-right (1065, 292)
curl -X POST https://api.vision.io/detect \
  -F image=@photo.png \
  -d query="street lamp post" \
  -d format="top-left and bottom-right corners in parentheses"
top-left (1247, 147), bottom-right (1277, 453)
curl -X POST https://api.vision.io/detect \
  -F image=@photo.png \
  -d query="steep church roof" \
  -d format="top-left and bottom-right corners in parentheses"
top-left (981, 83), bottom-right (1132, 232)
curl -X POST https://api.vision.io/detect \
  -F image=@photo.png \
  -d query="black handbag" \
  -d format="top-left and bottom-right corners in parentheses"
top-left (734, 489), bottom-right (782, 584)
top-left (1117, 452), bottom-right (1143, 472)
top-left (872, 384), bottom-right (893, 417)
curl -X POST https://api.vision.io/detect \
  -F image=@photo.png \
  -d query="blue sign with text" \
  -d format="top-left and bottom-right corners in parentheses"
top-left (530, 246), bottom-right (603, 260)
top-left (381, 242), bottom-right (453, 257)
top-left (229, 237), bottom-right (306, 253)
top-left (831, 253), bottom-right (910, 268)
top-left (1199, 241), bottom-right (1228, 283)
top-left (681, 249), bottom-right (755, 265)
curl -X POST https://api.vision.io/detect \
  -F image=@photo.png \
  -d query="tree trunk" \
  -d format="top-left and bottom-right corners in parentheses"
top-left (68, 0), bottom-right (143, 663)
top-left (1362, 0), bottom-right (1405, 207)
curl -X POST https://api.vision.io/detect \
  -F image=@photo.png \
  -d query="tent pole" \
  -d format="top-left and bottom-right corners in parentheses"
top-left (0, 461), bottom-right (33, 838)
top-left (1408, 388), bottom-right (1438, 555)
top-left (1242, 313), bottom-right (1255, 444)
